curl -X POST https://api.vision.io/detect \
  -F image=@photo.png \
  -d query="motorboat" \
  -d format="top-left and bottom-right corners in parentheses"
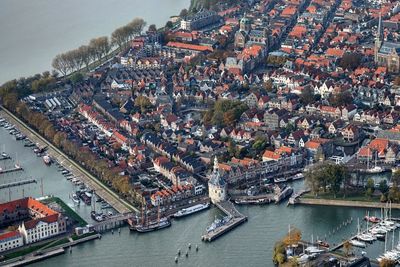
top-left (349, 239), bottom-right (366, 248)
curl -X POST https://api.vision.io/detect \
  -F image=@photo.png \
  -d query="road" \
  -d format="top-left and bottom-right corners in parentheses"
top-left (0, 107), bottom-right (137, 214)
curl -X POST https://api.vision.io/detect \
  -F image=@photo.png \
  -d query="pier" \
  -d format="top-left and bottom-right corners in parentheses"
top-left (92, 213), bottom-right (134, 232)
top-left (0, 165), bottom-right (23, 175)
top-left (0, 179), bottom-right (37, 190)
top-left (0, 155), bottom-right (11, 161)
top-left (201, 200), bottom-right (247, 242)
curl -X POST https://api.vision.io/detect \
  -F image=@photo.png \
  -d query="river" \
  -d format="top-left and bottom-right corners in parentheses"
top-left (0, 122), bottom-right (398, 266)
top-left (0, 0), bottom-right (189, 84)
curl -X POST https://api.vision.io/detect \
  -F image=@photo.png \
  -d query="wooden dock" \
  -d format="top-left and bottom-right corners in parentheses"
top-left (201, 200), bottom-right (247, 242)
top-left (0, 166), bottom-right (23, 175)
top-left (0, 179), bottom-right (37, 189)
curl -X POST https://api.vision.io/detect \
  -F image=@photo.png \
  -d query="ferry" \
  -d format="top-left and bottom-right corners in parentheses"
top-left (274, 186), bottom-right (293, 204)
top-left (43, 155), bottom-right (52, 165)
top-left (173, 203), bottom-right (210, 218)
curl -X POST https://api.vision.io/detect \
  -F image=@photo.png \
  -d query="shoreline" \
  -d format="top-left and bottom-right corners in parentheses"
top-left (296, 198), bottom-right (400, 209)
top-left (0, 107), bottom-right (137, 214)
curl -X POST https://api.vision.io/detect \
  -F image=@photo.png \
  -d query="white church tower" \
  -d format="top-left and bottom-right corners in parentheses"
top-left (208, 157), bottom-right (227, 204)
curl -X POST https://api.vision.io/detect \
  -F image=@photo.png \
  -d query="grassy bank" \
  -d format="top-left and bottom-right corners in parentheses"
top-left (41, 197), bottom-right (87, 227)
top-left (302, 192), bottom-right (381, 203)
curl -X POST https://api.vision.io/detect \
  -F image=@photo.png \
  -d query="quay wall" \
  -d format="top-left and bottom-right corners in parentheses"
top-left (297, 198), bottom-right (400, 209)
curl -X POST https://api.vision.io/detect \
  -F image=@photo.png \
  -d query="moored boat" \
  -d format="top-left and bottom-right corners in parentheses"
top-left (173, 203), bottom-right (210, 218)
top-left (43, 155), bottom-right (52, 165)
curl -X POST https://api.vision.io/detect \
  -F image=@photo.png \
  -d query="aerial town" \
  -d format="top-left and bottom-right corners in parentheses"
top-left (1, 0), bottom-right (400, 266)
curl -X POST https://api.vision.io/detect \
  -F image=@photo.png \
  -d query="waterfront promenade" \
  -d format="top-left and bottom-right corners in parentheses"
top-left (0, 107), bottom-right (137, 214)
top-left (296, 198), bottom-right (400, 209)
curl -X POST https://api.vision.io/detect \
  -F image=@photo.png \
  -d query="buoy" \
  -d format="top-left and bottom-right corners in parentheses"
top-left (188, 243), bottom-right (191, 250)
top-left (196, 245), bottom-right (199, 252)
top-left (185, 251), bottom-right (189, 257)
top-left (177, 249), bottom-right (181, 256)
top-left (112, 229), bottom-right (114, 235)
top-left (175, 256), bottom-right (178, 263)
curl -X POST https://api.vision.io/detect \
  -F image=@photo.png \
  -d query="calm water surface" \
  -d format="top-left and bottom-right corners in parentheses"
top-left (0, 125), bottom-right (397, 267)
top-left (0, 0), bottom-right (189, 84)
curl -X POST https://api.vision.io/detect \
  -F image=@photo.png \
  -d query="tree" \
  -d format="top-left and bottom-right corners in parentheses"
top-left (339, 52), bottom-right (362, 70)
top-left (134, 95), bottom-right (152, 113)
top-left (148, 24), bottom-right (157, 32)
top-left (52, 54), bottom-right (70, 76)
top-left (366, 178), bottom-right (375, 199)
top-left (272, 241), bottom-right (286, 265)
top-left (282, 227), bottom-right (302, 247)
top-left (379, 180), bottom-right (389, 195)
top-left (380, 258), bottom-right (396, 267)
top-left (299, 86), bottom-right (315, 105)
top-left (394, 76), bottom-right (400, 86)
top-left (70, 72), bottom-right (84, 85)
top-left (179, 8), bottom-right (189, 17)
top-left (263, 79), bottom-right (274, 92)
top-left (329, 91), bottom-right (353, 107)
top-left (165, 21), bottom-right (173, 29)
top-left (78, 45), bottom-right (92, 70)
top-left (343, 240), bottom-right (352, 256)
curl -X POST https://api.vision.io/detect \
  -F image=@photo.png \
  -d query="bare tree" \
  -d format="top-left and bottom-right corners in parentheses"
top-left (52, 54), bottom-right (69, 76)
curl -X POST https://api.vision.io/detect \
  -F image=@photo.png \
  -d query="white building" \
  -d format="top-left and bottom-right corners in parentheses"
top-left (208, 157), bottom-right (227, 204)
top-left (0, 231), bottom-right (23, 252)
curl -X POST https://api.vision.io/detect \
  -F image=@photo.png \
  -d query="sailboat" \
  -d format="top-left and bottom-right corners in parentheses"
top-left (130, 205), bottom-right (171, 233)
top-left (357, 218), bottom-right (376, 243)
top-left (366, 148), bottom-right (384, 173)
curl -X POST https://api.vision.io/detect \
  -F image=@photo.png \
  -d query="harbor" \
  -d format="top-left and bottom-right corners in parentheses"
top-left (0, 113), bottom-right (398, 266)
top-left (0, 108), bottom-right (135, 214)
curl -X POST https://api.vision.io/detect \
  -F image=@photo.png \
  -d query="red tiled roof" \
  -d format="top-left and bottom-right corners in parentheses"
top-left (0, 231), bottom-right (21, 241)
top-left (166, 42), bottom-right (213, 52)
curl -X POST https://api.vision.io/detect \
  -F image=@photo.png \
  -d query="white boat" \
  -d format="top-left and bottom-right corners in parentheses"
top-left (43, 155), bottom-right (52, 165)
top-left (305, 246), bottom-right (324, 254)
top-left (293, 173), bottom-right (304, 180)
top-left (71, 193), bottom-right (80, 204)
top-left (357, 233), bottom-right (376, 242)
top-left (173, 203), bottom-right (210, 218)
top-left (274, 177), bottom-right (286, 183)
top-left (350, 239), bottom-right (366, 248)
top-left (366, 166), bottom-right (384, 174)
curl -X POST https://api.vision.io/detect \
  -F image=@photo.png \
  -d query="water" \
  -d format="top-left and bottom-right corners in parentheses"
top-left (0, 125), bottom-right (397, 266)
top-left (0, 0), bottom-right (189, 84)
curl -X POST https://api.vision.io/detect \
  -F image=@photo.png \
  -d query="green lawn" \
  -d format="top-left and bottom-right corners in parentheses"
top-left (3, 241), bottom-right (52, 260)
top-left (41, 197), bottom-right (87, 227)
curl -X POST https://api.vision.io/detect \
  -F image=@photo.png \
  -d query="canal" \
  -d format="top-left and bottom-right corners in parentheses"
top-left (0, 124), bottom-right (397, 266)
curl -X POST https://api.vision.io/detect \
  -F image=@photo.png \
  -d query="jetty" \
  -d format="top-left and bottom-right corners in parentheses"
top-left (287, 189), bottom-right (310, 206)
top-left (0, 165), bottom-right (23, 175)
top-left (201, 200), bottom-right (247, 242)
top-left (0, 179), bottom-right (37, 190)
top-left (0, 155), bottom-right (11, 161)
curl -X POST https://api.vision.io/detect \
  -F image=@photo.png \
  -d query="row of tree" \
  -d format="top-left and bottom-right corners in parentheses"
top-left (52, 18), bottom-right (146, 76)
top-left (8, 100), bottom-right (138, 205)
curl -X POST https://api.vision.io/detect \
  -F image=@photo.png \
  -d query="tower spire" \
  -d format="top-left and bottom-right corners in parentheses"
top-left (213, 156), bottom-right (219, 173)
top-left (377, 12), bottom-right (383, 42)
